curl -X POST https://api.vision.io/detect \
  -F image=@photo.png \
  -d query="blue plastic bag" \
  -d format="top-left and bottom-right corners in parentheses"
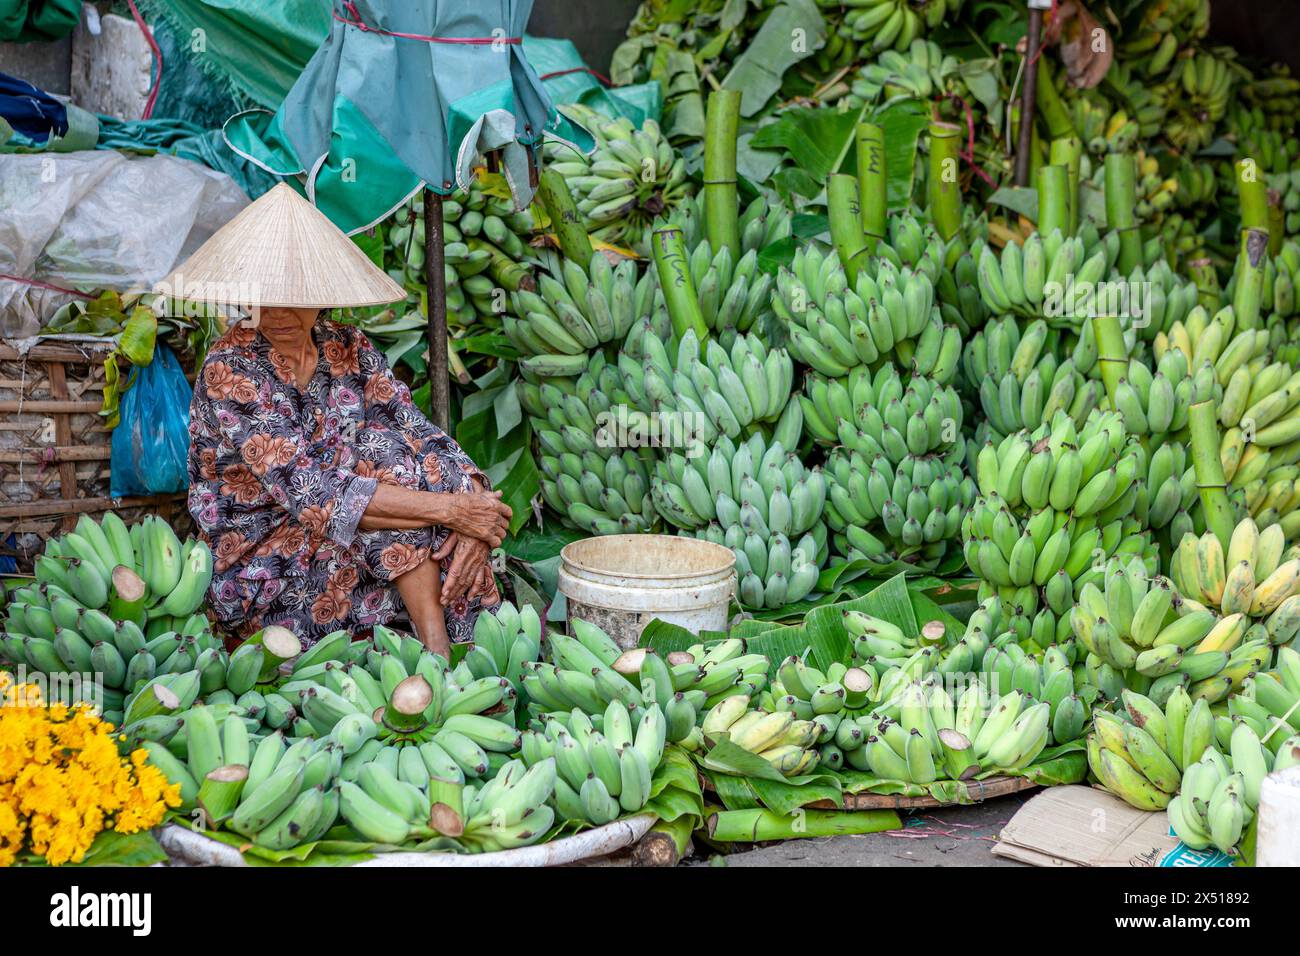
top-left (111, 343), bottom-right (192, 496)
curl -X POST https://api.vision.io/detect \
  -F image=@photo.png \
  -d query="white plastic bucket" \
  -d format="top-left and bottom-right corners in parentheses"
top-left (557, 534), bottom-right (736, 648)
top-left (1256, 765), bottom-right (1300, 866)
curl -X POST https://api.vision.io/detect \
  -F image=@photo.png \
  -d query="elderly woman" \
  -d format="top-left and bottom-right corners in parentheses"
top-left (173, 185), bottom-right (511, 656)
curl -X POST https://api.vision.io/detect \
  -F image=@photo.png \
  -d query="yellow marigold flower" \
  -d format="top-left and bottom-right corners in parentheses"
top-left (0, 682), bottom-right (173, 866)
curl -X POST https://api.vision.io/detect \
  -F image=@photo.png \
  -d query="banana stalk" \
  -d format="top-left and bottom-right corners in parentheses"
top-left (703, 90), bottom-right (742, 260)
top-left (1049, 136), bottom-right (1082, 233)
top-left (1035, 60), bottom-right (1075, 141)
top-left (707, 807), bottom-right (900, 842)
top-left (1232, 228), bottom-right (1269, 329)
top-left (928, 121), bottom-right (963, 243)
top-left (633, 813), bottom-right (695, 866)
top-left (1188, 400), bottom-right (1236, 550)
top-left (537, 168), bottom-right (594, 268)
top-left (828, 174), bottom-right (869, 283)
top-left (1092, 314), bottom-right (1129, 405)
top-left (855, 122), bottom-right (887, 253)
top-left (1037, 165), bottom-right (1069, 236)
top-left (1237, 158), bottom-right (1270, 232)
top-left (650, 226), bottom-right (711, 352)
top-left (1104, 153), bottom-right (1143, 275)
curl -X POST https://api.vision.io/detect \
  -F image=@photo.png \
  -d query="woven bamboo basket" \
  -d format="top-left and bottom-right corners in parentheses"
top-left (0, 337), bottom-right (189, 571)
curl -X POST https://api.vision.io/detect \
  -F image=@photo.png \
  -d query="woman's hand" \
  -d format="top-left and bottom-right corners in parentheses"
top-left (433, 532), bottom-right (495, 605)
top-left (439, 491), bottom-right (511, 546)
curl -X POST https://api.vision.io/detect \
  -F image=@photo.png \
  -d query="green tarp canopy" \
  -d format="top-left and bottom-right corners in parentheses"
top-left (222, 0), bottom-right (594, 233)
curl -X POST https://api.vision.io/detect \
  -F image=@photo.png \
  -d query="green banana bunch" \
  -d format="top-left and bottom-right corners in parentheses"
top-left (1166, 731), bottom-right (1273, 857)
top-left (517, 699), bottom-right (666, 824)
top-left (824, 449), bottom-right (973, 570)
top-left (453, 758), bottom-right (558, 852)
top-left (1162, 50), bottom-right (1236, 152)
top-left (962, 494), bottom-right (1155, 648)
top-left (802, 363), bottom-right (963, 454)
top-left (628, 326), bottom-right (796, 441)
top-left (1153, 305), bottom-right (1271, 389)
top-left (1229, 238), bottom-right (1300, 319)
top-left (506, 251), bottom-right (657, 377)
top-left (698, 693), bottom-right (821, 776)
top-left (962, 317), bottom-right (1102, 443)
top-left (543, 104), bottom-right (692, 257)
top-left (1101, 352), bottom-right (1216, 445)
top-left (1072, 555), bottom-right (1271, 703)
top-left (1173, 157), bottom-right (1219, 211)
top-left (833, 0), bottom-right (960, 54)
top-left (758, 657), bottom-right (877, 771)
top-left (675, 191), bottom-right (794, 257)
top-left (651, 432), bottom-right (828, 608)
top-left (1087, 685), bottom-right (1209, 811)
top-left (522, 627), bottom-right (768, 730)
top-left (845, 679), bottom-right (1053, 782)
top-left (465, 601), bottom-right (545, 695)
top-left (1116, 0), bottom-right (1208, 79)
top-left (868, 209), bottom-right (988, 335)
top-left (1074, 100), bottom-right (1140, 156)
top-left (1170, 519), bottom-right (1300, 625)
top-left (647, 239), bottom-right (774, 343)
top-left (345, 748), bottom-right (552, 847)
top-left (846, 39), bottom-right (960, 105)
top-left (3, 513), bottom-right (217, 721)
top-left (1134, 441), bottom-right (1199, 559)
top-left (774, 245), bottom-right (958, 382)
top-left (975, 231), bottom-right (1110, 328)
top-left (266, 624), bottom-right (525, 751)
top-left (519, 351), bottom-right (659, 535)
top-left (972, 409), bottom-right (1147, 530)
top-left (1273, 172), bottom-right (1300, 237)
top-left (1100, 61), bottom-right (1170, 140)
top-left (385, 175), bottom-right (535, 332)
top-left (1236, 64), bottom-right (1300, 133)
top-left (846, 611), bottom-right (938, 668)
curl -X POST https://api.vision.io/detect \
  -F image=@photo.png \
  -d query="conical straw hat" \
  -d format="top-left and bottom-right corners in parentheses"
top-left (158, 183), bottom-right (406, 309)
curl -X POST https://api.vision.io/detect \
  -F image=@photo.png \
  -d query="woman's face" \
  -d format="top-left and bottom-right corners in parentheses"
top-left (256, 306), bottom-right (318, 336)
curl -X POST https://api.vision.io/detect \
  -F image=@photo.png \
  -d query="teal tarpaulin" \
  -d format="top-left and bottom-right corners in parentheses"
top-left (222, 0), bottom-right (593, 234)
top-left (522, 36), bottom-right (662, 129)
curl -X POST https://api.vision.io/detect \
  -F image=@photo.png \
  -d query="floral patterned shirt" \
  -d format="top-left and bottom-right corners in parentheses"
top-left (187, 318), bottom-right (485, 634)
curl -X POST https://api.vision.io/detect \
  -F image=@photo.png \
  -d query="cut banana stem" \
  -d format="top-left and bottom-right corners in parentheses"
top-left (108, 565), bottom-right (147, 625)
top-left (198, 764), bottom-right (249, 828)
top-left (383, 676), bottom-right (434, 733)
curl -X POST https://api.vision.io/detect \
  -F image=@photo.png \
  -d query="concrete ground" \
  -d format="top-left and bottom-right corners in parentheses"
top-left (686, 794), bottom-right (1031, 867)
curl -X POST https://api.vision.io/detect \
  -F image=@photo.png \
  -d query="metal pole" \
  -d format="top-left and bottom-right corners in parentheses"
top-left (1014, 4), bottom-right (1045, 187)
top-left (423, 188), bottom-right (450, 432)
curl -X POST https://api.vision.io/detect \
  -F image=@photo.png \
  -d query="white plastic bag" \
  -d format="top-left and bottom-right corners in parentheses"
top-left (0, 150), bottom-right (248, 337)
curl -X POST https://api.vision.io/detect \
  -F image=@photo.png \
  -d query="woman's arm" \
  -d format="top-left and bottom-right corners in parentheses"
top-left (357, 483), bottom-right (510, 545)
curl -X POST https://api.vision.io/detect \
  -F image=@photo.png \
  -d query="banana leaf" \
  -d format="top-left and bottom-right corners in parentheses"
top-left (454, 384), bottom-right (538, 536)
top-left (748, 105), bottom-right (864, 184)
top-left (832, 742), bottom-right (1088, 802)
top-left (720, 0), bottom-right (826, 117)
top-left (708, 771), bottom-right (845, 815)
top-left (697, 740), bottom-right (842, 804)
top-left (801, 573), bottom-right (918, 671)
top-left (15, 829), bottom-right (166, 867)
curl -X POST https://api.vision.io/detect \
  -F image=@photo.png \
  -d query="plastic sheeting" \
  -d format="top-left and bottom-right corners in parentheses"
top-left (0, 151), bottom-right (247, 337)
